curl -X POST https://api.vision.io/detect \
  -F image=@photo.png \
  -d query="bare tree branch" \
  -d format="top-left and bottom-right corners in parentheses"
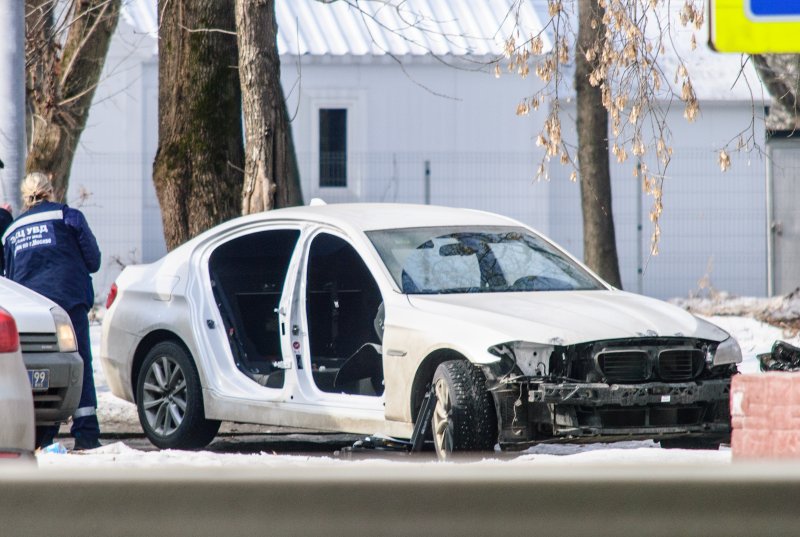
top-left (25, 0), bottom-right (121, 199)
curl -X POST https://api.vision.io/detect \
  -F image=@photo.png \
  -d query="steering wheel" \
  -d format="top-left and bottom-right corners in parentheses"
top-left (511, 275), bottom-right (540, 291)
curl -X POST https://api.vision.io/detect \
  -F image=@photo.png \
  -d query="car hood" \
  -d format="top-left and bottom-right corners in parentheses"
top-left (0, 279), bottom-right (57, 333)
top-left (406, 290), bottom-right (728, 345)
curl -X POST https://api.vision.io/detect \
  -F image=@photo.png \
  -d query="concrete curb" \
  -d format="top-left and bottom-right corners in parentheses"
top-left (3, 463), bottom-right (800, 536)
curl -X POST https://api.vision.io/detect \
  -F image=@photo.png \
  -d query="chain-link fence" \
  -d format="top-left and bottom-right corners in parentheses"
top-left (68, 147), bottom-right (769, 302)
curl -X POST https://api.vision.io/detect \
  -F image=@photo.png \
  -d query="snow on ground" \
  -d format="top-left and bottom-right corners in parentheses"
top-left (36, 300), bottom-right (796, 468)
top-left (35, 439), bottom-right (730, 469)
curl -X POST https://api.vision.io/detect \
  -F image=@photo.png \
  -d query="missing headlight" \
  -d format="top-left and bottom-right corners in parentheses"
top-left (488, 341), bottom-right (553, 377)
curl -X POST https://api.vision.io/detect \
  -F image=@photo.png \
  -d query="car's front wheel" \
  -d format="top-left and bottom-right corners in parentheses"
top-left (431, 360), bottom-right (496, 460)
top-left (136, 341), bottom-right (220, 450)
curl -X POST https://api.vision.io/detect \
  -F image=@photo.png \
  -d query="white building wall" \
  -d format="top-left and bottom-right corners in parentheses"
top-left (548, 103), bottom-right (767, 299)
top-left (66, 23), bottom-right (159, 300)
top-left (283, 56), bottom-right (552, 231)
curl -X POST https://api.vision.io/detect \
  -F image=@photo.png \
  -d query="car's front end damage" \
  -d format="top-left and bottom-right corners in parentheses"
top-left (483, 335), bottom-right (740, 448)
top-left (369, 224), bottom-right (742, 453)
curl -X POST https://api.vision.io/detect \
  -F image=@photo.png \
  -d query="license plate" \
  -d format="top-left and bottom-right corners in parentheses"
top-left (27, 369), bottom-right (49, 391)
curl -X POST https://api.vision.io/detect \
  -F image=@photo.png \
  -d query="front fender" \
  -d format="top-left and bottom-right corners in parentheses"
top-left (381, 300), bottom-right (502, 424)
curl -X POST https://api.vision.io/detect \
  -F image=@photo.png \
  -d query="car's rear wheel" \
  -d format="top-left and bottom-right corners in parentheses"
top-left (136, 341), bottom-right (220, 450)
top-left (431, 360), bottom-right (496, 460)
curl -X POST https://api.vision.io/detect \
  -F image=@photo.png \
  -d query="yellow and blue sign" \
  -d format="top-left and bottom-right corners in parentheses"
top-left (710, 0), bottom-right (800, 52)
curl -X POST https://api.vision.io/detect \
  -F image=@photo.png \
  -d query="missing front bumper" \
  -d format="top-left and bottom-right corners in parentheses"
top-left (527, 379), bottom-right (730, 406)
top-left (495, 378), bottom-right (731, 446)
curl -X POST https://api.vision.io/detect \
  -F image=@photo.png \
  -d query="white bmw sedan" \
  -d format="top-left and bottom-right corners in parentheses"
top-left (101, 203), bottom-right (740, 457)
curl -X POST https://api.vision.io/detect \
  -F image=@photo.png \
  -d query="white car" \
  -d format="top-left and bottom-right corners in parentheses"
top-left (0, 278), bottom-right (83, 445)
top-left (0, 305), bottom-right (35, 461)
top-left (101, 203), bottom-right (740, 457)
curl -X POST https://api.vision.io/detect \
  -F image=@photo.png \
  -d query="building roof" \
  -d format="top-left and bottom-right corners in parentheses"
top-left (121, 0), bottom-right (763, 101)
top-left (122, 0), bottom-right (547, 57)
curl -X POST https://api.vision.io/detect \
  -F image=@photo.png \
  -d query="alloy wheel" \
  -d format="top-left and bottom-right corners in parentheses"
top-left (141, 354), bottom-right (188, 436)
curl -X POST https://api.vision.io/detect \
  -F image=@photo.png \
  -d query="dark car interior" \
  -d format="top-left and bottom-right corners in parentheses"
top-left (208, 229), bottom-right (384, 396)
top-left (305, 233), bottom-right (384, 396)
top-left (208, 229), bottom-right (300, 388)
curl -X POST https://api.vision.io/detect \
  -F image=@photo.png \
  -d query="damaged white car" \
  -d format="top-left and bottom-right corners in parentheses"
top-left (101, 203), bottom-right (739, 456)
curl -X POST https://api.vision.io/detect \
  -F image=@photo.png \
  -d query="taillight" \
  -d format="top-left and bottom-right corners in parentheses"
top-left (0, 307), bottom-right (19, 353)
top-left (106, 282), bottom-right (118, 309)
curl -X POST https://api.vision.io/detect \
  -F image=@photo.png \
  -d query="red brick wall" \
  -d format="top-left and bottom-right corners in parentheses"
top-left (731, 373), bottom-right (800, 458)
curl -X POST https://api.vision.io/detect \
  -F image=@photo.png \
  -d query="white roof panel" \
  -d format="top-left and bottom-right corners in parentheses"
top-left (122, 0), bottom-right (548, 57)
top-left (120, 0), bottom-right (760, 100)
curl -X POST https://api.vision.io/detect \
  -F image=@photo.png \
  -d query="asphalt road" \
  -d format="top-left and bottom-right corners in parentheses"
top-left (54, 419), bottom-right (411, 457)
top-left (102, 428), bottom-right (372, 456)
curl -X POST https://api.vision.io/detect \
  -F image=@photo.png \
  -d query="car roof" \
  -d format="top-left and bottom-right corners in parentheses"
top-left (166, 203), bottom-right (533, 261)
top-left (227, 203), bottom-right (523, 233)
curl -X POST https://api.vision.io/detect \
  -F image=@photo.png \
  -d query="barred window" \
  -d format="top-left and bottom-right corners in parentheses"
top-left (319, 109), bottom-right (347, 187)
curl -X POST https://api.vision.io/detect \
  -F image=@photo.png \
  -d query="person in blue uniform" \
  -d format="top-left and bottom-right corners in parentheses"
top-left (3, 172), bottom-right (102, 450)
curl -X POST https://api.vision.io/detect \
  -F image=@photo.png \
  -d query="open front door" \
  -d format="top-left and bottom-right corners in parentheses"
top-left (301, 232), bottom-right (385, 397)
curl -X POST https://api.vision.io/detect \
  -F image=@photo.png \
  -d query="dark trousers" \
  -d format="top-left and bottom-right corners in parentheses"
top-left (36, 306), bottom-right (100, 447)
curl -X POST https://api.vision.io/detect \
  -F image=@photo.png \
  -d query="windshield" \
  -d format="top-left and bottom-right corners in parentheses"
top-left (366, 226), bottom-right (605, 294)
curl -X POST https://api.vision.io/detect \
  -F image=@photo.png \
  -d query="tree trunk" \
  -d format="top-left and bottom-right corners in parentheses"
top-left (752, 54), bottom-right (800, 131)
top-left (575, 0), bottom-right (622, 288)
top-left (236, 0), bottom-right (302, 214)
top-left (276, 97), bottom-right (304, 208)
top-left (25, 0), bottom-right (121, 202)
top-left (0, 0), bottom-right (26, 213)
top-left (153, 0), bottom-right (245, 250)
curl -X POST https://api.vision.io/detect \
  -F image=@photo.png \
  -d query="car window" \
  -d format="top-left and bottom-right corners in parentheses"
top-left (401, 237), bottom-right (482, 291)
top-left (366, 226), bottom-right (604, 294)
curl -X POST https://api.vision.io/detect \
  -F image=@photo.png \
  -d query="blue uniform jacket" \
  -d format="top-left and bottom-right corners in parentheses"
top-left (3, 201), bottom-right (101, 310)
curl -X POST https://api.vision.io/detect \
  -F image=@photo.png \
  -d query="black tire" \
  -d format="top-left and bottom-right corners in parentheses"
top-left (431, 360), bottom-right (497, 460)
top-left (660, 437), bottom-right (721, 450)
top-left (136, 341), bottom-right (220, 450)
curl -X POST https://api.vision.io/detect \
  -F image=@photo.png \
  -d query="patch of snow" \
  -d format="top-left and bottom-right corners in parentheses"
top-left (36, 440), bottom-right (730, 468)
top-left (95, 390), bottom-right (139, 431)
top-left (673, 292), bottom-right (800, 327)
